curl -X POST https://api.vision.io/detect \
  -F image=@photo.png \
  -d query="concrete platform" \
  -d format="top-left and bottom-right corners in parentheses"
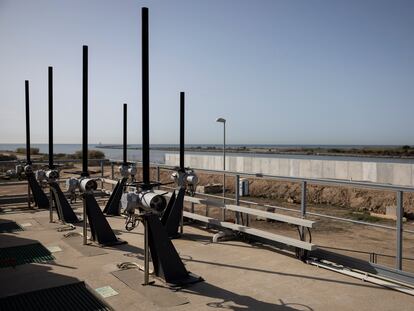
top-left (0, 203), bottom-right (413, 310)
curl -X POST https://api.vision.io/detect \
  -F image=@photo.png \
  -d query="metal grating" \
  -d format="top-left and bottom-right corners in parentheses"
top-left (0, 243), bottom-right (54, 268)
top-left (0, 221), bottom-right (23, 233)
top-left (0, 281), bottom-right (112, 311)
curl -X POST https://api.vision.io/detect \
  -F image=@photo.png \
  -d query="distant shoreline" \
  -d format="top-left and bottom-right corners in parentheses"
top-left (95, 144), bottom-right (414, 160)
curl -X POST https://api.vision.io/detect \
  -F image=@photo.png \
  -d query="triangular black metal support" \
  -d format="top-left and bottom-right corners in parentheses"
top-left (84, 193), bottom-right (126, 246)
top-left (161, 190), bottom-right (176, 225)
top-left (145, 213), bottom-right (203, 286)
top-left (163, 188), bottom-right (185, 238)
top-left (49, 182), bottom-right (80, 223)
top-left (26, 173), bottom-right (49, 209)
top-left (103, 177), bottom-right (127, 216)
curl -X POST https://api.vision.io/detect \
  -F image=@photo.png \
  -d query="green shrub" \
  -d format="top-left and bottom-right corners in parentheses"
top-left (74, 150), bottom-right (105, 159)
top-left (0, 154), bottom-right (17, 161)
top-left (15, 147), bottom-right (40, 155)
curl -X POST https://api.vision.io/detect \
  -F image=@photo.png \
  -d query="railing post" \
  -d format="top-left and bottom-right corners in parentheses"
top-left (222, 172), bottom-right (226, 221)
top-left (235, 174), bottom-right (240, 224)
top-left (396, 191), bottom-right (403, 270)
top-left (143, 217), bottom-right (150, 285)
top-left (100, 160), bottom-right (104, 189)
top-left (111, 162), bottom-right (114, 190)
top-left (49, 187), bottom-right (53, 223)
top-left (300, 181), bottom-right (307, 241)
top-left (156, 165), bottom-right (160, 189)
top-left (301, 181), bottom-right (307, 217)
top-left (246, 204), bottom-right (250, 227)
top-left (83, 195), bottom-right (88, 245)
top-left (27, 182), bottom-right (31, 209)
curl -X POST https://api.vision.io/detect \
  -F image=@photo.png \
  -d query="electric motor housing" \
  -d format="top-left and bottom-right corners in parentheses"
top-left (120, 192), bottom-right (140, 215)
top-left (128, 166), bottom-right (137, 176)
top-left (15, 165), bottom-right (23, 175)
top-left (35, 169), bottom-right (47, 182)
top-left (66, 178), bottom-right (79, 193)
top-left (24, 165), bottom-right (33, 174)
top-left (119, 165), bottom-right (129, 177)
top-left (171, 169), bottom-right (199, 189)
top-left (186, 171), bottom-right (199, 186)
top-left (46, 169), bottom-right (59, 180)
top-left (79, 178), bottom-right (98, 193)
top-left (138, 190), bottom-right (167, 213)
top-left (119, 164), bottom-right (137, 178)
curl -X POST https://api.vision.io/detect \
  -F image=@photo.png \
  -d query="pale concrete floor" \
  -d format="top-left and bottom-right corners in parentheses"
top-left (0, 203), bottom-right (413, 311)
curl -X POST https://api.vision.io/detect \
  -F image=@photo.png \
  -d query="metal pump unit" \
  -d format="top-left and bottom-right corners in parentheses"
top-left (169, 93), bottom-right (199, 197)
top-left (161, 91), bottom-right (199, 238)
top-left (71, 45), bottom-right (125, 247)
top-left (23, 80), bottom-right (49, 209)
top-left (124, 7), bottom-right (203, 287)
top-left (103, 104), bottom-right (137, 216)
top-left (46, 66), bottom-right (80, 224)
top-left (5, 163), bottom-right (24, 180)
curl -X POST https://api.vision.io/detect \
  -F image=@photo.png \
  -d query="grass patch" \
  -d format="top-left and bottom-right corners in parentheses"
top-left (347, 212), bottom-right (382, 223)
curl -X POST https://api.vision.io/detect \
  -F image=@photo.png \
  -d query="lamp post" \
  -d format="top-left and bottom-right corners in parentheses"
top-left (216, 117), bottom-right (226, 220)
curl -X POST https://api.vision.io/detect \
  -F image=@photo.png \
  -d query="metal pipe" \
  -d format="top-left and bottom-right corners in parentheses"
top-left (25, 80), bottom-right (31, 164)
top-left (49, 189), bottom-right (53, 223)
top-left (180, 92), bottom-right (185, 171)
top-left (83, 195), bottom-right (87, 245)
top-left (143, 217), bottom-right (149, 285)
top-left (300, 181), bottom-right (307, 241)
top-left (27, 183), bottom-right (31, 209)
top-left (301, 181), bottom-right (307, 217)
top-left (396, 191), bottom-right (403, 270)
top-left (82, 45), bottom-right (89, 177)
top-left (235, 174), bottom-right (240, 224)
top-left (141, 7), bottom-right (150, 185)
top-left (48, 66), bottom-right (54, 168)
top-left (222, 121), bottom-right (226, 220)
top-left (123, 103), bottom-right (127, 164)
top-left (180, 208), bottom-right (184, 234)
top-left (100, 160), bottom-right (104, 188)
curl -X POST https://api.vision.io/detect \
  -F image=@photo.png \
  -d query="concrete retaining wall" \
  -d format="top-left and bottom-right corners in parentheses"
top-left (165, 153), bottom-right (414, 187)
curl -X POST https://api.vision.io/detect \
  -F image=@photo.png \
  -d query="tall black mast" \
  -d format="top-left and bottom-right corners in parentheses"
top-left (180, 92), bottom-right (185, 171)
top-left (142, 7), bottom-right (150, 185)
top-left (82, 45), bottom-right (89, 177)
top-left (25, 80), bottom-right (31, 165)
top-left (48, 67), bottom-right (54, 169)
top-left (123, 103), bottom-right (127, 165)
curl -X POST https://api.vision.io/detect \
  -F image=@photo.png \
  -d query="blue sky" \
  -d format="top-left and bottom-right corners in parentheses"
top-left (0, 0), bottom-right (413, 145)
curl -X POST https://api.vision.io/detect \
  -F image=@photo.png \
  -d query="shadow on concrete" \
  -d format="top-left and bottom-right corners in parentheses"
top-left (181, 281), bottom-right (313, 311)
top-left (182, 256), bottom-right (390, 291)
top-left (180, 232), bottom-right (214, 243)
top-left (0, 227), bottom-right (82, 298)
top-left (107, 241), bottom-right (144, 256)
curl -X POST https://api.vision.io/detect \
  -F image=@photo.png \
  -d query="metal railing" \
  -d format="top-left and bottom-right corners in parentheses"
top-left (142, 161), bottom-right (412, 272)
top-left (1, 157), bottom-right (413, 272)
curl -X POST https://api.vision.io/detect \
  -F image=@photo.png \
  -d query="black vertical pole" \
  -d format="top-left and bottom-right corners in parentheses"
top-left (123, 103), bottom-right (127, 164)
top-left (179, 92), bottom-right (185, 171)
top-left (82, 45), bottom-right (89, 177)
top-left (142, 7), bottom-right (150, 185)
top-left (25, 80), bottom-right (31, 165)
top-left (48, 67), bottom-right (54, 169)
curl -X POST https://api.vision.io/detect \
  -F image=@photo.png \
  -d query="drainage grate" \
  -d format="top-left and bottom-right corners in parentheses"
top-left (0, 221), bottom-right (23, 233)
top-left (0, 243), bottom-right (55, 268)
top-left (0, 281), bottom-right (112, 311)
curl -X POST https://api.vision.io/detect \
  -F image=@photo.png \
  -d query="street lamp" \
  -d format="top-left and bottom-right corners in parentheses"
top-left (216, 117), bottom-right (226, 220)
